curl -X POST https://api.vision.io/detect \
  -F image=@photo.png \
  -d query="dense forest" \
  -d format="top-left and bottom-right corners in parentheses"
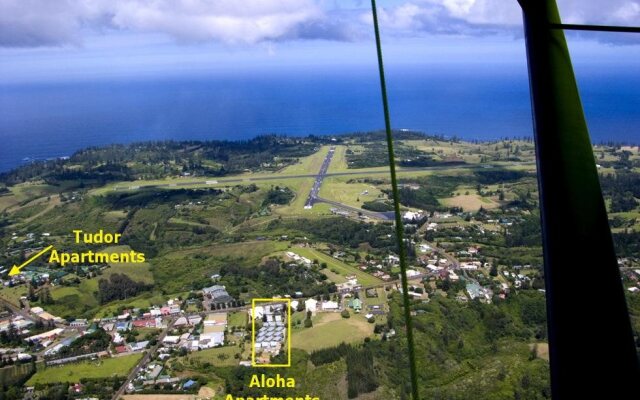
top-left (98, 274), bottom-right (152, 304)
top-left (270, 217), bottom-right (397, 250)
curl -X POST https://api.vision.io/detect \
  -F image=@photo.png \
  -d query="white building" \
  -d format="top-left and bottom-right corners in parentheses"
top-left (305, 298), bottom-right (318, 313)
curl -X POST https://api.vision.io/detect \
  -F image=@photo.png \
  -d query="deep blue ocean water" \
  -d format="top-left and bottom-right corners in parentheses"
top-left (0, 65), bottom-right (638, 172)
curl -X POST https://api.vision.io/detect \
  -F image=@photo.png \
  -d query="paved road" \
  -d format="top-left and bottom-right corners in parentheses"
top-left (0, 297), bottom-right (58, 328)
top-left (304, 146), bottom-right (335, 208)
top-left (314, 197), bottom-right (395, 220)
top-left (112, 317), bottom-right (177, 400)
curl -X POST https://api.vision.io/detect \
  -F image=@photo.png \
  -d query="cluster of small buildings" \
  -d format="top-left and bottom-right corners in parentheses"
top-left (29, 306), bottom-right (63, 323)
top-left (285, 252), bottom-right (312, 267)
top-left (252, 304), bottom-right (287, 357)
top-left (0, 315), bottom-right (33, 335)
top-left (465, 282), bottom-right (493, 303)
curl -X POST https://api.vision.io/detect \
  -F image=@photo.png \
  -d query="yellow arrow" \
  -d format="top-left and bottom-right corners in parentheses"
top-left (9, 245), bottom-right (54, 276)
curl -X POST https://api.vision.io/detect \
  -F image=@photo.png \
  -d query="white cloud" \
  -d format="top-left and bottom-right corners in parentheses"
top-left (369, 0), bottom-right (639, 42)
top-left (0, 0), bottom-right (638, 48)
top-left (0, 0), bottom-right (354, 47)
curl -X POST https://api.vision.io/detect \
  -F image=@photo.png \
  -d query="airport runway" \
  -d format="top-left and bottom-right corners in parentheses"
top-left (112, 162), bottom-right (515, 191)
top-left (304, 146), bottom-right (335, 208)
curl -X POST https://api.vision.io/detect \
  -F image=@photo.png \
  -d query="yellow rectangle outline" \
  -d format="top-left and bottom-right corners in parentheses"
top-left (251, 298), bottom-right (291, 367)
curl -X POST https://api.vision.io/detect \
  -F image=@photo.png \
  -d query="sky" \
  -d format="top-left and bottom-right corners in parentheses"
top-left (0, 0), bottom-right (639, 83)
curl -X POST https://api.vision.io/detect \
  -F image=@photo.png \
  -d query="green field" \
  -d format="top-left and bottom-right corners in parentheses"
top-left (278, 146), bottom-right (328, 175)
top-left (228, 311), bottom-right (248, 328)
top-left (290, 247), bottom-right (381, 286)
top-left (0, 285), bottom-right (29, 306)
top-left (291, 313), bottom-right (373, 352)
top-left (185, 344), bottom-right (246, 367)
top-left (27, 354), bottom-right (142, 385)
top-left (327, 145), bottom-right (348, 173)
top-left (102, 245), bottom-right (155, 284)
top-left (319, 177), bottom-right (386, 209)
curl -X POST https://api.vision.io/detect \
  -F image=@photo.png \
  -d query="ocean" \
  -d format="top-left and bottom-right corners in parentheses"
top-left (0, 65), bottom-right (638, 172)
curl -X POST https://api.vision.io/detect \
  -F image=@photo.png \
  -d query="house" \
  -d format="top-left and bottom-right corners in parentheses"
top-left (402, 211), bottom-right (422, 222)
top-left (336, 280), bottom-right (361, 294)
top-left (349, 298), bottom-right (363, 312)
top-left (204, 313), bottom-right (227, 327)
top-left (70, 319), bottom-right (88, 328)
top-left (405, 269), bottom-right (421, 278)
top-left (132, 318), bottom-right (156, 328)
top-left (115, 321), bottom-right (130, 332)
top-left (202, 285), bottom-right (234, 303)
top-left (321, 301), bottom-right (339, 311)
top-left (163, 336), bottom-right (180, 345)
top-left (25, 328), bottom-right (64, 343)
top-left (30, 307), bottom-right (44, 315)
top-left (146, 364), bottom-right (163, 380)
top-left (305, 298), bottom-right (318, 313)
top-left (183, 380), bottom-right (197, 390)
top-left (173, 317), bottom-right (189, 327)
top-left (113, 332), bottom-right (124, 344)
top-left (128, 341), bottom-right (149, 352)
top-left (427, 264), bottom-right (442, 272)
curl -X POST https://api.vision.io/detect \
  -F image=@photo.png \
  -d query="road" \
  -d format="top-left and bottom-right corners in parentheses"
top-left (112, 317), bottom-right (177, 400)
top-left (314, 197), bottom-right (395, 220)
top-left (304, 146), bottom-right (335, 208)
top-left (0, 296), bottom-right (58, 328)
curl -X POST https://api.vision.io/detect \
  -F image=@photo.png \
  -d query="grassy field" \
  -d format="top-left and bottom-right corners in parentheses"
top-left (27, 354), bottom-right (142, 385)
top-left (327, 145), bottom-right (348, 173)
top-left (227, 311), bottom-right (247, 328)
top-left (441, 193), bottom-right (500, 212)
top-left (102, 245), bottom-right (154, 284)
top-left (185, 345), bottom-right (245, 367)
top-left (278, 146), bottom-right (328, 175)
top-left (0, 193), bottom-right (19, 212)
top-left (364, 287), bottom-right (388, 307)
top-left (291, 313), bottom-right (373, 352)
top-left (319, 177), bottom-right (386, 209)
top-left (290, 247), bottom-right (381, 286)
top-left (154, 240), bottom-right (290, 294)
top-left (319, 268), bottom-right (347, 284)
top-left (0, 285), bottom-right (29, 306)
top-left (165, 240), bottom-right (288, 261)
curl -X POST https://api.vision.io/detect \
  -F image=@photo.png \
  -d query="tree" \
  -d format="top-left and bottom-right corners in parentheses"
top-left (341, 309), bottom-right (351, 319)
